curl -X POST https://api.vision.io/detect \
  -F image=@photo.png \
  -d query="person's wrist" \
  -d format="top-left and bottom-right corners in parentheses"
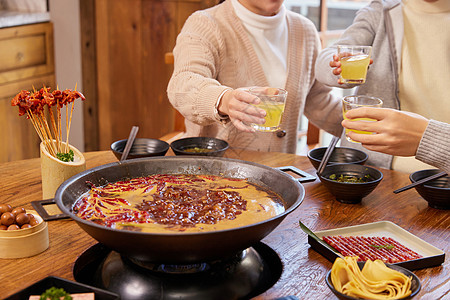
top-left (217, 89), bottom-right (232, 116)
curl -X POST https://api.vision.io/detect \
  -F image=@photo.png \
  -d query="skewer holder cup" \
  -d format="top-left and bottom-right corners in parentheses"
top-left (40, 141), bottom-right (86, 199)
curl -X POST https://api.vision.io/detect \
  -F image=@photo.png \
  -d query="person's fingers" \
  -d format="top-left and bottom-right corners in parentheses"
top-left (342, 119), bottom-right (379, 132)
top-left (332, 67), bottom-right (342, 76)
top-left (232, 109), bottom-right (266, 125)
top-left (346, 131), bottom-right (383, 144)
top-left (235, 90), bottom-right (259, 105)
top-left (359, 143), bottom-right (390, 153)
top-left (344, 107), bottom-right (387, 120)
top-left (231, 119), bottom-right (255, 133)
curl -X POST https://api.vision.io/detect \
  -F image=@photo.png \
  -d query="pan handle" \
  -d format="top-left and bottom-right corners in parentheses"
top-left (31, 198), bottom-right (70, 221)
top-left (276, 166), bottom-right (316, 183)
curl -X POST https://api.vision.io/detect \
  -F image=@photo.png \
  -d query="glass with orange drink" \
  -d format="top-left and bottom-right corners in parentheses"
top-left (248, 87), bottom-right (287, 132)
top-left (342, 95), bottom-right (383, 142)
top-left (338, 45), bottom-right (372, 84)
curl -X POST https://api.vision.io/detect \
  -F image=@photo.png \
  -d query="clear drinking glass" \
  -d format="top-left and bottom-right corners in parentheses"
top-left (248, 87), bottom-right (288, 132)
top-left (342, 95), bottom-right (383, 142)
top-left (338, 45), bottom-right (372, 84)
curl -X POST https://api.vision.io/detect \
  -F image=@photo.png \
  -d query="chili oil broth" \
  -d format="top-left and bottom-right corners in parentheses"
top-left (73, 174), bottom-right (285, 233)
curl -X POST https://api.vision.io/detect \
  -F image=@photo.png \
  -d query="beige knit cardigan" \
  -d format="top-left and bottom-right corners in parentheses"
top-left (167, 0), bottom-right (343, 154)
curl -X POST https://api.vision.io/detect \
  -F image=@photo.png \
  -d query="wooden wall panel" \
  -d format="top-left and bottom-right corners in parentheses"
top-left (0, 23), bottom-right (54, 86)
top-left (96, 0), bottom-right (144, 149)
top-left (0, 74), bottom-right (55, 162)
top-left (0, 22), bottom-right (55, 162)
top-left (141, 0), bottom-right (178, 140)
top-left (83, 0), bottom-right (218, 150)
top-left (80, 0), bottom-right (99, 151)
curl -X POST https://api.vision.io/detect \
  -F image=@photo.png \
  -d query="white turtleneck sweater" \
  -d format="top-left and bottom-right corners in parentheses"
top-left (393, 0), bottom-right (450, 173)
top-left (231, 0), bottom-right (288, 89)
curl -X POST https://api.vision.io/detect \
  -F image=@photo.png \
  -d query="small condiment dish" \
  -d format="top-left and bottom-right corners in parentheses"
top-left (110, 138), bottom-right (169, 160)
top-left (170, 137), bottom-right (229, 157)
top-left (318, 164), bottom-right (383, 204)
top-left (307, 146), bottom-right (368, 170)
top-left (409, 169), bottom-right (450, 210)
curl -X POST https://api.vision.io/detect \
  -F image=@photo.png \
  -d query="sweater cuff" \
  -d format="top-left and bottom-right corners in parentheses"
top-left (196, 85), bottom-right (232, 124)
top-left (416, 120), bottom-right (450, 173)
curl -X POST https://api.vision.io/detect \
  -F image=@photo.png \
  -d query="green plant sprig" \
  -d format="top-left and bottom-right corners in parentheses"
top-left (56, 149), bottom-right (74, 162)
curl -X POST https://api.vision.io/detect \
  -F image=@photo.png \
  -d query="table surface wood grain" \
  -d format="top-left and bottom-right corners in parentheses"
top-left (1, 149), bottom-right (448, 299)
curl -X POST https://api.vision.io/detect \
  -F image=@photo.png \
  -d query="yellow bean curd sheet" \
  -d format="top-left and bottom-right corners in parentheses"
top-left (331, 256), bottom-right (412, 300)
top-left (73, 174), bottom-right (285, 233)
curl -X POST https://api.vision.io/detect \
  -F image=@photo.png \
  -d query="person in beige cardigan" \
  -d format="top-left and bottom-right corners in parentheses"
top-left (167, 0), bottom-right (343, 154)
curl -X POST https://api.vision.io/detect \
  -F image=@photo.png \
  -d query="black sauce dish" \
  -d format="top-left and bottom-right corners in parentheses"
top-left (110, 138), bottom-right (169, 160)
top-left (307, 146), bottom-right (368, 170)
top-left (318, 164), bottom-right (383, 204)
top-left (170, 137), bottom-right (229, 157)
top-left (409, 169), bottom-right (450, 210)
top-left (4, 276), bottom-right (119, 300)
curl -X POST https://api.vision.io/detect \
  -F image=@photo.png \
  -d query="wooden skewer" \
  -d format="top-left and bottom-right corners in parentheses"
top-left (17, 85), bottom-right (83, 160)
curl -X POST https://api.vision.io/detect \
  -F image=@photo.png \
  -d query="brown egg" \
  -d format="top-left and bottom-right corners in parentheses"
top-left (0, 224), bottom-right (7, 230)
top-left (0, 204), bottom-right (12, 214)
top-left (21, 224), bottom-right (32, 229)
top-left (16, 213), bottom-right (30, 226)
top-left (1, 212), bottom-right (15, 226)
top-left (29, 218), bottom-right (40, 226)
top-left (11, 207), bottom-right (26, 217)
top-left (7, 224), bottom-right (20, 230)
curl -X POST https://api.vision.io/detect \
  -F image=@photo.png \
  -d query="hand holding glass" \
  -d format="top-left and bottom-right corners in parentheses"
top-left (248, 87), bottom-right (287, 132)
top-left (338, 45), bottom-right (372, 84)
top-left (342, 95), bottom-right (383, 142)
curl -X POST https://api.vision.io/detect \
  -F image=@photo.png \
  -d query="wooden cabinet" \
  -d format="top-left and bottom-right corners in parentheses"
top-left (0, 22), bottom-right (55, 162)
top-left (81, 0), bottom-right (218, 151)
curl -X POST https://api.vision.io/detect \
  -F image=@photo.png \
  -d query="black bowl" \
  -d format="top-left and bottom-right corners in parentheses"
top-left (326, 261), bottom-right (421, 300)
top-left (409, 169), bottom-right (450, 210)
top-left (318, 164), bottom-right (383, 204)
top-left (170, 137), bottom-right (229, 157)
top-left (307, 147), bottom-right (368, 170)
top-left (110, 138), bottom-right (169, 160)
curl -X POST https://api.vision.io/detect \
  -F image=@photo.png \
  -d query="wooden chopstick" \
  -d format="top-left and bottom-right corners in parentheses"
top-left (393, 171), bottom-right (447, 194)
top-left (121, 126), bottom-right (139, 161)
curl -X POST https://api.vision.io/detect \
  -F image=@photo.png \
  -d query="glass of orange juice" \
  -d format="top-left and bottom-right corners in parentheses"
top-left (338, 45), bottom-right (372, 84)
top-left (342, 95), bottom-right (383, 142)
top-left (248, 87), bottom-right (287, 132)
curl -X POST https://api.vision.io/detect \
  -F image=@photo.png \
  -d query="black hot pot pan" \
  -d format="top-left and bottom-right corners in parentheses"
top-left (55, 156), bottom-right (305, 264)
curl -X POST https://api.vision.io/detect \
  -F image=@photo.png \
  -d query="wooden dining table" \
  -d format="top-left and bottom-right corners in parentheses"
top-left (1, 148), bottom-right (448, 299)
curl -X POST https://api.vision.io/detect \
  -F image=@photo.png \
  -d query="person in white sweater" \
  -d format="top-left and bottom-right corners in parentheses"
top-left (315, 0), bottom-right (450, 174)
top-left (167, 0), bottom-right (343, 154)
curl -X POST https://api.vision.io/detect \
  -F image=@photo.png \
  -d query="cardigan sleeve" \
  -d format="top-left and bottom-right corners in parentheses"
top-left (416, 120), bottom-right (450, 174)
top-left (167, 11), bottom-right (232, 126)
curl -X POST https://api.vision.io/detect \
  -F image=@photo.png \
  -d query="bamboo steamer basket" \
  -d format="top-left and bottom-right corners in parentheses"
top-left (0, 211), bottom-right (49, 259)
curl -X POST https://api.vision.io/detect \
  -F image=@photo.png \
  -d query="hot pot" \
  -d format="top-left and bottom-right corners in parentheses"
top-left (55, 156), bottom-right (305, 264)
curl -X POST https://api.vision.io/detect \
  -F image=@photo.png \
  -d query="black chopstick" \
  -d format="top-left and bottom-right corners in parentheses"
top-left (393, 171), bottom-right (447, 194)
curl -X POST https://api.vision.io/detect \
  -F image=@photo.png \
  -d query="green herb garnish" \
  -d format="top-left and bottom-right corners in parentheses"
top-left (370, 244), bottom-right (395, 250)
top-left (56, 149), bottom-right (74, 162)
top-left (329, 174), bottom-right (371, 183)
top-left (40, 287), bottom-right (72, 300)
